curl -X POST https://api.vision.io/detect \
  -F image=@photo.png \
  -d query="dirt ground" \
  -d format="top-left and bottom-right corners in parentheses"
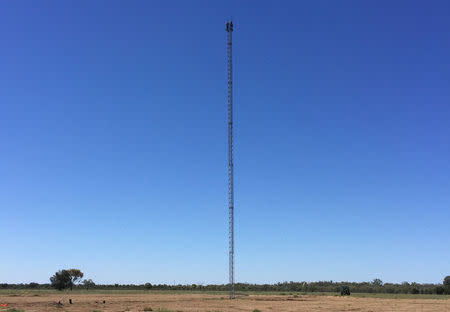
top-left (1, 293), bottom-right (449, 312)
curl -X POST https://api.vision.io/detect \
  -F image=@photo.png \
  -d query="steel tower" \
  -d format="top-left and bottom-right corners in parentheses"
top-left (226, 20), bottom-right (235, 300)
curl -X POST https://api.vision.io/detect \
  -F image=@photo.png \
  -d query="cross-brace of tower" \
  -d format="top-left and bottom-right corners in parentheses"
top-left (226, 20), bottom-right (235, 300)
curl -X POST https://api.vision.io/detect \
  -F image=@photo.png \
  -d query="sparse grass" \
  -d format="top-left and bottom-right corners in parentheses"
top-left (0, 289), bottom-right (449, 299)
top-left (6, 309), bottom-right (25, 312)
top-left (92, 310), bottom-right (102, 312)
top-left (350, 293), bottom-right (450, 300)
top-left (253, 309), bottom-right (262, 312)
top-left (143, 308), bottom-right (153, 311)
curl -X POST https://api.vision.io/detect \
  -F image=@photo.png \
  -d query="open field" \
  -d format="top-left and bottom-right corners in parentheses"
top-left (1, 291), bottom-right (449, 312)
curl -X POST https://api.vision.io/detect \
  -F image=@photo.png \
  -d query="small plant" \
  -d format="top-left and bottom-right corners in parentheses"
top-left (144, 308), bottom-right (153, 311)
top-left (7, 309), bottom-right (25, 312)
top-left (253, 309), bottom-right (262, 312)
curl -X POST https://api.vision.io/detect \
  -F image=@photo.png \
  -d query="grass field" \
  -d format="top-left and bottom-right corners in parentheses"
top-left (0, 290), bottom-right (449, 312)
top-left (1, 289), bottom-right (450, 299)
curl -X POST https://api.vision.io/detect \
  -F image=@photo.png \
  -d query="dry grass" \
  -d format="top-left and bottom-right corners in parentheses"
top-left (0, 292), bottom-right (449, 312)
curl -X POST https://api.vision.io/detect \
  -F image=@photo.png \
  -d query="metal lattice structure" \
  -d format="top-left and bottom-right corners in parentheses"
top-left (226, 20), bottom-right (235, 300)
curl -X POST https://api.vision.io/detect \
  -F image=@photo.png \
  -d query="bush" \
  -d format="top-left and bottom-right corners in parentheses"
top-left (340, 285), bottom-right (350, 296)
top-left (83, 279), bottom-right (95, 290)
top-left (385, 286), bottom-right (395, 293)
top-left (436, 286), bottom-right (445, 295)
top-left (411, 288), bottom-right (419, 294)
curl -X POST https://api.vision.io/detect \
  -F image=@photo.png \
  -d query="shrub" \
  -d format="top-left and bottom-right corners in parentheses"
top-left (82, 279), bottom-right (95, 290)
top-left (385, 286), bottom-right (395, 293)
top-left (340, 285), bottom-right (350, 296)
top-left (145, 283), bottom-right (153, 290)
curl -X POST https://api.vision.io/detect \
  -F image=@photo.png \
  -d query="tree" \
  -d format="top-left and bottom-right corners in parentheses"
top-left (444, 276), bottom-right (450, 287)
top-left (372, 279), bottom-right (383, 286)
top-left (82, 279), bottom-right (95, 290)
top-left (145, 283), bottom-right (152, 290)
top-left (67, 269), bottom-right (84, 290)
top-left (436, 286), bottom-right (445, 295)
top-left (50, 270), bottom-right (72, 290)
top-left (50, 269), bottom-right (84, 291)
top-left (444, 276), bottom-right (450, 295)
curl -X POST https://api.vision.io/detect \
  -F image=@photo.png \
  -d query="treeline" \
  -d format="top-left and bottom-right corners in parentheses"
top-left (2, 278), bottom-right (450, 295)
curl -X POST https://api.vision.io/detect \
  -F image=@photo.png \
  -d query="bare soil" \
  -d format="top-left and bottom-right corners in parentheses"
top-left (1, 293), bottom-right (449, 312)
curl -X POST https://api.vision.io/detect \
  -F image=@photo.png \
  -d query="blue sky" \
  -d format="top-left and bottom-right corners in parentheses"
top-left (1, 1), bottom-right (449, 285)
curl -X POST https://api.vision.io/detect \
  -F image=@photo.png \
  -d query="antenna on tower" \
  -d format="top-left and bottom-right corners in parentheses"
top-left (226, 19), bottom-right (235, 300)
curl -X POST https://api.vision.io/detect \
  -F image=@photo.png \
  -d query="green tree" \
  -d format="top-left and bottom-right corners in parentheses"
top-left (67, 269), bottom-right (84, 290)
top-left (444, 276), bottom-right (450, 294)
top-left (444, 276), bottom-right (450, 287)
top-left (82, 279), bottom-right (95, 290)
top-left (145, 283), bottom-right (152, 290)
top-left (372, 278), bottom-right (383, 286)
top-left (50, 270), bottom-right (72, 291)
top-left (435, 286), bottom-right (445, 295)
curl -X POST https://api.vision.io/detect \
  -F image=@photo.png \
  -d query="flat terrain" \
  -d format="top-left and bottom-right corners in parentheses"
top-left (1, 292), bottom-right (449, 312)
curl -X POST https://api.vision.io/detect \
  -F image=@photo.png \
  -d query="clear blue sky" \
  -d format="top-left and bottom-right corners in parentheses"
top-left (1, 1), bottom-right (449, 285)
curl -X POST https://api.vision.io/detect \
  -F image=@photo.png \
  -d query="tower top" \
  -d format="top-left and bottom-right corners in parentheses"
top-left (226, 21), bottom-right (234, 32)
